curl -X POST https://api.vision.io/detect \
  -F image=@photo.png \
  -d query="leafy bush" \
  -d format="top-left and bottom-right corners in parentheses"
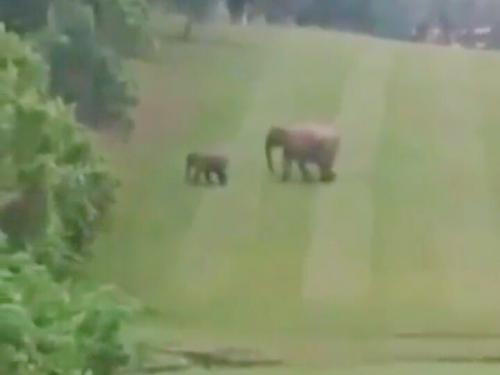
top-left (0, 24), bottom-right (119, 267)
top-left (0, 22), bottom-right (140, 375)
top-left (0, 9), bottom-right (150, 375)
top-left (42, 27), bottom-right (139, 136)
top-left (0, 248), bottom-right (138, 375)
top-left (89, 45), bottom-right (139, 135)
top-left (0, 0), bottom-right (50, 35)
top-left (0, 0), bottom-right (147, 135)
top-left (90, 0), bottom-right (158, 58)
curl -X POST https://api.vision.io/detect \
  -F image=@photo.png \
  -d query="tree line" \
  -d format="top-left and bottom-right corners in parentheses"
top-left (175, 0), bottom-right (500, 43)
top-left (0, 0), bottom-right (156, 137)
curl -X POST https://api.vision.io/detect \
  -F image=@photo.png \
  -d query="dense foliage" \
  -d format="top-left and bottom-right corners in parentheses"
top-left (0, 0), bottom-right (156, 136)
top-left (93, 0), bottom-right (157, 58)
top-left (45, 0), bottom-right (148, 135)
top-left (226, 0), bottom-right (247, 23)
top-left (0, 23), bottom-right (139, 375)
top-left (0, 26), bottom-right (119, 265)
top-left (0, 250), bottom-right (137, 375)
top-left (0, 0), bottom-right (50, 35)
top-left (42, 29), bottom-right (139, 135)
top-left (0, 1), bottom-right (157, 373)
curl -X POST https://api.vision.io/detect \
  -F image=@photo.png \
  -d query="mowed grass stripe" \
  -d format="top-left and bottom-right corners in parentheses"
top-left (370, 46), bottom-right (445, 329)
top-left (476, 52), bottom-right (500, 237)
top-left (474, 51), bottom-right (500, 331)
top-left (435, 49), bottom-right (500, 316)
top-left (93, 41), bottom-right (268, 303)
top-left (237, 35), bottom-right (363, 327)
top-left (302, 43), bottom-right (394, 309)
top-left (475, 51), bottom-right (500, 322)
top-left (172, 30), bottom-right (310, 309)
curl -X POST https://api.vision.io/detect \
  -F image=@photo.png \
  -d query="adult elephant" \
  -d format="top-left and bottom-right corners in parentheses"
top-left (265, 123), bottom-right (340, 182)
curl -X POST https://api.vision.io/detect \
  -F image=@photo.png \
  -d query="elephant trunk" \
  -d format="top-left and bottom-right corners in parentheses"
top-left (265, 135), bottom-right (275, 172)
top-left (185, 153), bottom-right (194, 181)
top-left (185, 163), bottom-right (190, 181)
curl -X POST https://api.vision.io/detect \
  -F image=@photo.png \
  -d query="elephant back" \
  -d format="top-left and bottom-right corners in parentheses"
top-left (307, 123), bottom-right (338, 137)
top-left (286, 124), bottom-right (338, 149)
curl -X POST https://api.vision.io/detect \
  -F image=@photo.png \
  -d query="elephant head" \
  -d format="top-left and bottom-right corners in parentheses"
top-left (265, 126), bottom-right (288, 172)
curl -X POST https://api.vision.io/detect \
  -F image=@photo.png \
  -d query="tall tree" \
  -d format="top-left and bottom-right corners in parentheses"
top-left (180, 0), bottom-right (220, 40)
top-left (0, 0), bottom-right (50, 34)
top-left (226, 0), bottom-right (247, 23)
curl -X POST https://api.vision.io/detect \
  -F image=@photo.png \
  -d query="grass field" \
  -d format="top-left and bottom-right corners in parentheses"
top-left (91, 17), bottom-right (500, 369)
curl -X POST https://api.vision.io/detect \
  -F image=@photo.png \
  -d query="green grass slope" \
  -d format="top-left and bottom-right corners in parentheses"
top-left (92, 22), bottom-right (500, 338)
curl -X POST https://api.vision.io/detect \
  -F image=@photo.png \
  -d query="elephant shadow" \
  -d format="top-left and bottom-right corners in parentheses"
top-left (270, 171), bottom-right (337, 185)
top-left (185, 179), bottom-right (227, 188)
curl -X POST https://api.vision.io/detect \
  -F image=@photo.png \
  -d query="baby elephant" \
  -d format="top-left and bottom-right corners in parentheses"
top-left (185, 152), bottom-right (228, 186)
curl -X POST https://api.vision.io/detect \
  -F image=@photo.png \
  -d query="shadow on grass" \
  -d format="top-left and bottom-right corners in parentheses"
top-left (159, 33), bottom-right (249, 49)
top-left (266, 175), bottom-right (339, 186)
top-left (184, 181), bottom-right (228, 189)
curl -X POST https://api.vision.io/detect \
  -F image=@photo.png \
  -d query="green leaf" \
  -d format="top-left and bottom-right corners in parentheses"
top-left (0, 304), bottom-right (36, 346)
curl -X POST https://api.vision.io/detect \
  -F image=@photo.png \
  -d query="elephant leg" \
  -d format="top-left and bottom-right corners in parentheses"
top-left (320, 170), bottom-right (336, 182)
top-left (204, 170), bottom-right (213, 184)
top-left (216, 169), bottom-right (227, 185)
top-left (298, 161), bottom-right (313, 182)
top-left (281, 152), bottom-right (293, 182)
top-left (319, 154), bottom-right (335, 182)
top-left (319, 166), bottom-right (336, 182)
top-left (193, 168), bottom-right (202, 184)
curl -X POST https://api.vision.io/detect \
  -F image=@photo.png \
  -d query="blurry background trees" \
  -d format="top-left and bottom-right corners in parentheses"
top-left (0, 0), bottom-right (157, 139)
top-left (159, 0), bottom-right (500, 47)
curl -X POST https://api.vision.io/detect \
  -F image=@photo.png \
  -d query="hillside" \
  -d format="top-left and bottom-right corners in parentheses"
top-left (91, 21), bottom-right (500, 339)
